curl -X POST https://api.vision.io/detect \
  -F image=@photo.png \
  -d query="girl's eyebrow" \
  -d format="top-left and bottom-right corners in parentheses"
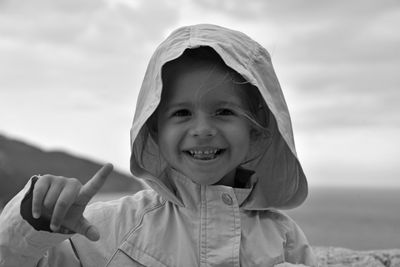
top-left (163, 102), bottom-right (191, 111)
top-left (214, 100), bottom-right (243, 108)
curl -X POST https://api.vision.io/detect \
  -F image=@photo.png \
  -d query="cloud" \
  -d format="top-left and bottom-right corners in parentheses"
top-left (248, 2), bottom-right (400, 134)
top-left (0, 0), bottom-right (180, 97)
top-left (296, 127), bottom-right (400, 187)
top-left (0, 0), bottom-right (102, 43)
top-left (0, 0), bottom-right (179, 52)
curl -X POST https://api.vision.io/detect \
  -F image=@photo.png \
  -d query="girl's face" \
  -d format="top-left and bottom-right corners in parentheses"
top-left (155, 61), bottom-right (253, 186)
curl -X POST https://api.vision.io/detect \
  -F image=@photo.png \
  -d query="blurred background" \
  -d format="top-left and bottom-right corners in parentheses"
top-left (1, 0), bottom-right (399, 250)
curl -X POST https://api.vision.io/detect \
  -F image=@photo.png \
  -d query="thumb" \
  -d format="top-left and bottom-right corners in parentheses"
top-left (72, 217), bottom-right (100, 241)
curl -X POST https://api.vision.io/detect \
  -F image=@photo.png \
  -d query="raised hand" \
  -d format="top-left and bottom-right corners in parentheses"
top-left (31, 163), bottom-right (113, 241)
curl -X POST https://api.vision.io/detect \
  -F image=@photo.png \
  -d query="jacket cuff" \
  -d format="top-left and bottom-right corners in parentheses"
top-left (20, 175), bottom-right (52, 232)
top-left (19, 176), bottom-right (74, 248)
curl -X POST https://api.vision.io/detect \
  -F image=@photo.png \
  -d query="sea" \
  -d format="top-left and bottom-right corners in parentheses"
top-left (286, 186), bottom-right (400, 250)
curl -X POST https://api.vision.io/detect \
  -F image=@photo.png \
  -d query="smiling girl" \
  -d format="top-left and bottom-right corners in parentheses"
top-left (0, 24), bottom-right (316, 267)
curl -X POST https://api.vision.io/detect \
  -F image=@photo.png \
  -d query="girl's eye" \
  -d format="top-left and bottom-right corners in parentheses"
top-left (215, 108), bottom-right (235, 116)
top-left (172, 109), bottom-right (191, 117)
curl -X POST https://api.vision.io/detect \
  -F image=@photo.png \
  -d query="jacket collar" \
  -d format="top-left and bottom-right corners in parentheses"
top-left (159, 167), bottom-right (260, 210)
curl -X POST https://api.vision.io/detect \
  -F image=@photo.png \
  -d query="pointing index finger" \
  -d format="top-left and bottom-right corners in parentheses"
top-left (77, 163), bottom-right (113, 205)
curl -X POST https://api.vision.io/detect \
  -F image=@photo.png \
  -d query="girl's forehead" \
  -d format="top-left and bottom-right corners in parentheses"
top-left (161, 61), bottom-right (246, 106)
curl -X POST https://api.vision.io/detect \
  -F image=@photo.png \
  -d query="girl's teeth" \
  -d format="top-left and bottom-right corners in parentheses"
top-left (187, 149), bottom-right (221, 160)
top-left (189, 149), bottom-right (218, 155)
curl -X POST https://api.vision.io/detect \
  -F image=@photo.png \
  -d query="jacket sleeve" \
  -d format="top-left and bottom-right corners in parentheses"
top-left (0, 178), bottom-right (80, 267)
top-left (284, 218), bottom-right (318, 267)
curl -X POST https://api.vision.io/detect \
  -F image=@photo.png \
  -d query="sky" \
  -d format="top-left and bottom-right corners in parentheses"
top-left (1, 0), bottom-right (399, 187)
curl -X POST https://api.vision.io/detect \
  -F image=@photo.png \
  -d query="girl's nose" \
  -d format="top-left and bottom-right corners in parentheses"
top-left (189, 115), bottom-right (217, 137)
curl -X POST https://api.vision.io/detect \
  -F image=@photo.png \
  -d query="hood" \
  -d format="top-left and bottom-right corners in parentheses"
top-left (130, 24), bottom-right (308, 210)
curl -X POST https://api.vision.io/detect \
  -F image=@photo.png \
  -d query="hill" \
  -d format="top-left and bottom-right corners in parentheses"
top-left (0, 134), bottom-right (144, 209)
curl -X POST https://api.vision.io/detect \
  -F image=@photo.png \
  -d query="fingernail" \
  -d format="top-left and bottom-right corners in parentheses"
top-left (50, 224), bottom-right (59, 232)
top-left (87, 227), bottom-right (100, 241)
top-left (32, 212), bottom-right (40, 219)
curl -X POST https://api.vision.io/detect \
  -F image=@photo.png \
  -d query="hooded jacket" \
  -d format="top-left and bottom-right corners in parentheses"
top-left (0, 24), bottom-right (316, 267)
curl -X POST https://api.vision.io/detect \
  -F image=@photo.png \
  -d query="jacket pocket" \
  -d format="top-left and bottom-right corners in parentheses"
top-left (106, 242), bottom-right (169, 267)
top-left (106, 249), bottom-right (146, 267)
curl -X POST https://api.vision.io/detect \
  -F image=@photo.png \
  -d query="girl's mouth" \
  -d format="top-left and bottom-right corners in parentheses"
top-left (184, 148), bottom-right (225, 160)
